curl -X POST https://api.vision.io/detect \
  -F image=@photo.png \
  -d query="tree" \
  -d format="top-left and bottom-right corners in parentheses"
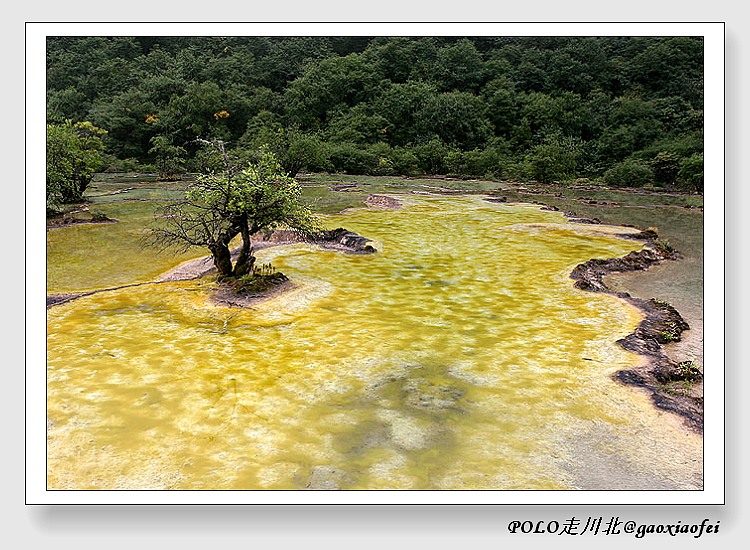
top-left (240, 114), bottom-right (329, 176)
top-left (603, 159), bottom-right (654, 188)
top-left (595, 97), bottom-right (663, 163)
top-left (283, 53), bottom-right (381, 130)
top-left (481, 77), bottom-right (519, 138)
top-left (46, 120), bottom-right (107, 210)
top-left (625, 37), bottom-right (703, 107)
top-left (148, 135), bottom-right (187, 180)
top-left (372, 81), bottom-right (436, 146)
top-left (411, 138), bottom-right (452, 175)
top-left (46, 87), bottom-right (89, 123)
top-left (89, 88), bottom-right (158, 160)
top-left (677, 153), bottom-right (703, 192)
top-left (523, 134), bottom-right (582, 183)
top-left (45, 36), bottom-right (705, 184)
top-left (363, 37), bottom-right (438, 84)
top-left (430, 38), bottom-right (486, 92)
top-left (650, 151), bottom-right (681, 187)
top-left (518, 91), bottom-right (592, 141)
top-left (282, 130), bottom-right (330, 176)
top-left (161, 81), bottom-right (246, 145)
top-left (324, 106), bottom-right (390, 145)
top-left (414, 91), bottom-right (492, 149)
top-left (150, 143), bottom-right (318, 279)
top-left (257, 37), bottom-right (337, 91)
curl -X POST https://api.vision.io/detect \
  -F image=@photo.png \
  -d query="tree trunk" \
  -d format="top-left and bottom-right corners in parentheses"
top-left (233, 220), bottom-right (255, 278)
top-left (209, 243), bottom-right (234, 279)
top-left (77, 174), bottom-right (92, 200)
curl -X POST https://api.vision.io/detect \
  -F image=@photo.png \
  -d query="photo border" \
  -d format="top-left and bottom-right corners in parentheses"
top-left (27, 21), bottom-right (725, 506)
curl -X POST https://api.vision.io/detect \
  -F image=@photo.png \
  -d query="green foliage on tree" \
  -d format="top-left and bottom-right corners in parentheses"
top-left (481, 77), bottom-right (519, 137)
top-left (89, 88), bottom-right (158, 159)
top-left (410, 138), bottom-right (453, 175)
top-left (414, 91), bottom-right (493, 149)
top-left (430, 38), bottom-right (486, 92)
top-left (46, 120), bottom-right (107, 211)
top-left (240, 114), bottom-right (329, 176)
top-left (363, 37), bottom-right (438, 84)
top-left (371, 81), bottom-right (436, 146)
top-left (283, 53), bottom-right (381, 130)
top-left (327, 142), bottom-right (378, 175)
top-left (375, 144), bottom-right (420, 176)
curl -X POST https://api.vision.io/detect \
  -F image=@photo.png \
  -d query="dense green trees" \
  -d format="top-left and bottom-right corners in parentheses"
top-left (46, 120), bottom-right (107, 210)
top-left (46, 36), bottom-right (704, 190)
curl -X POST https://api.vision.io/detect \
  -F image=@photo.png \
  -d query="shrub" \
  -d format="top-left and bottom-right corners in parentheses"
top-left (411, 138), bottom-right (452, 175)
top-left (100, 155), bottom-right (146, 173)
top-left (650, 151), bottom-right (681, 186)
top-left (677, 153), bottom-right (703, 192)
top-left (89, 210), bottom-right (111, 222)
top-left (444, 148), bottom-right (506, 179)
top-left (603, 160), bottom-right (654, 187)
top-left (327, 142), bottom-right (378, 174)
top-left (386, 147), bottom-right (420, 176)
top-left (523, 135), bottom-right (582, 183)
top-left (227, 264), bottom-right (289, 294)
top-left (652, 238), bottom-right (675, 253)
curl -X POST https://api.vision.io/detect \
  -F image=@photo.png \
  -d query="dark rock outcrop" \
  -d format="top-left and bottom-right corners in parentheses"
top-left (316, 228), bottom-right (377, 253)
top-left (570, 247), bottom-right (681, 294)
top-left (252, 227), bottom-right (376, 254)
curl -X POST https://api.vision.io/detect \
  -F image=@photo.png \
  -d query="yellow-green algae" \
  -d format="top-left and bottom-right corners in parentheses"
top-left (46, 201), bottom-right (204, 293)
top-left (46, 195), bottom-right (702, 490)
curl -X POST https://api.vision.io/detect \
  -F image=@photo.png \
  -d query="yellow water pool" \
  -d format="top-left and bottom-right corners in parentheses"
top-left (46, 195), bottom-right (702, 490)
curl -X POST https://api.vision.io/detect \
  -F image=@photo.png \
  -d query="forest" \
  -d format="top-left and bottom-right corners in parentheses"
top-left (46, 35), bottom-right (704, 209)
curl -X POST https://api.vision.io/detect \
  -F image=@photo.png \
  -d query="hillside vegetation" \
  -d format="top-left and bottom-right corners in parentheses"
top-left (47, 36), bottom-right (703, 190)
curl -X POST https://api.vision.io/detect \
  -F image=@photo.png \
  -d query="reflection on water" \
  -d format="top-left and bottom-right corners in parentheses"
top-left (46, 195), bottom-right (702, 490)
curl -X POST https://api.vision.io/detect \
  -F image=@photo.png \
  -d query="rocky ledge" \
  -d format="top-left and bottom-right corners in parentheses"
top-left (570, 235), bottom-right (703, 432)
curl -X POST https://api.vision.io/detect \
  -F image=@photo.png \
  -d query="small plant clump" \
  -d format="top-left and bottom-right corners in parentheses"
top-left (657, 324), bottom-right (681, 343)
top-left (89, 210), bottom-right (111, 222)
top-left (652, 238), bottom-right (675, 254)
top-left (226, 263), bottom-right (289, 295)
top-left (674, 361), bottom-right (703, 381)
top-left (658, 361), bottom-right (702, 396)
top-left (635, 226), bottom-right (659, 240)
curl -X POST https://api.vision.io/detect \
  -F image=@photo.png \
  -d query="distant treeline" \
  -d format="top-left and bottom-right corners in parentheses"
top-left (46, 36), bottom-right (704, 190)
